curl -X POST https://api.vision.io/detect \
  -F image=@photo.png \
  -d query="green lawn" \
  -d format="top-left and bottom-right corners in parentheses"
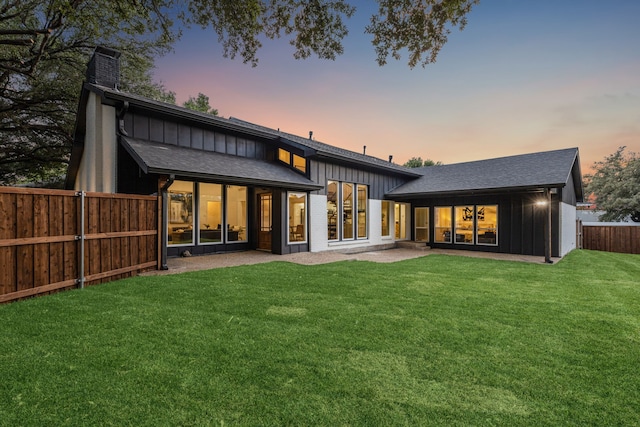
top-left (1, 250), bottom-right (639, 426)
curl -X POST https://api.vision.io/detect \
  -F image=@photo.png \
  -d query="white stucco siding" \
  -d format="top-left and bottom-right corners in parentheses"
top-left (309, 194), bottom-right (394, 253)
top-left (74, 92), bottom-right (117, 193)
top-left (559, 201), bottom-right (577, 257)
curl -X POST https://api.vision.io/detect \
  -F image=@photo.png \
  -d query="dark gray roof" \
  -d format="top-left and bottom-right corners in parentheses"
top-left (83, 84), bottom-right (418, 177)
top-left (227, 117), bottom-right (421, 177)
top-left (121, 136), bottom-right (322, 190)
top-left (387, 148), bottom-right (582, 198)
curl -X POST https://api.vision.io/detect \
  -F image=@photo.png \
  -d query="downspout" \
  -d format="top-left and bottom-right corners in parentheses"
top-left (160, 175), bottom-right (175, 270)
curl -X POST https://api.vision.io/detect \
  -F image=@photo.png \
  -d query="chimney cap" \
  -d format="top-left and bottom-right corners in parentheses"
top-left (94, 46), bottom-right (121, 58)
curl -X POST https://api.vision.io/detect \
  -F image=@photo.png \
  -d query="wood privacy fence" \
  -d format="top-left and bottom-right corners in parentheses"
top-left (0, 187), bottom-right (159, 303)
top-left (578, 221), bottom-right (640, 254)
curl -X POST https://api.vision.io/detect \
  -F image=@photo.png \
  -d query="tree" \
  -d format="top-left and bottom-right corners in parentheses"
top-left (585, 147), bottom-right (640, 222)
top-left (403, 157), bottom-right (442, 168)
top-left (183, 0), bottom-right (479, 68)
top-left (183, 93), bottom-right (218, 115)
top-left (1, 0), bottom-right (477, 185)
top-left (0, 0), bottom-right (177, 185)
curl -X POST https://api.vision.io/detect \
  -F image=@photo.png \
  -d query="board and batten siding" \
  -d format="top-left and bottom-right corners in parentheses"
top-left (124, 112), bottom-right (267, 160)
top-left (309, 159), bottom-right (409, 199)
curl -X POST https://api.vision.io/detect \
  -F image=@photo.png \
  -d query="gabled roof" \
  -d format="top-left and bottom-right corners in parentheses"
top-left (387, 147), bottom-right (583, 199)
top-left (121, 136), bottom-right (322, 190)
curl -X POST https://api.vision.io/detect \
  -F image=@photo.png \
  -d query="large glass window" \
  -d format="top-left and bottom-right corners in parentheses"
top-left (168, 180), bottom-right (194, 245)
top-left (198, 183), bottom-right (223, 244)
top-left (278, 148), bottom-right (290, 163)
top-left (476, 205), bottom-right (498, 245)
top-left (395, 203), bottom-right (408, 240)
top-left (434, 207), bottom-right (452, 243)
top-left (455, 206), bottom-right (474, 244)
top-left (415, 207), bottom-right (429, 242)
top-left (226, 185), bottom-right (247, 242)
top-left (381, 201), bottom-right (392, 237)
top-left (342, 183), bottom-right (354, 240)
top-left (357, 185), bottom-right (368, 238)
top-left (288, 192), bottom-right (307, 243)
top-left (327, 181), bottom-right (338, 241)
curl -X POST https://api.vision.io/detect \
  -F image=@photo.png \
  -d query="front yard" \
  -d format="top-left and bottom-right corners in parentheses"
top-left (1, 250), bottom-right (638, 425)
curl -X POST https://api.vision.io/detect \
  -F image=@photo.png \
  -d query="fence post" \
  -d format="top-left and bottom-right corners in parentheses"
top-left (76, 191), bottom-right (86, 289)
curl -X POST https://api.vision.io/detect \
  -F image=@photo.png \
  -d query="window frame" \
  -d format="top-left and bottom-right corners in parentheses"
top-left (476, 205), bottom-right (498, 246)
top-left (414, 207), bottom-right (430, 243)
top-left (197, 183), bottom-right (223, 246)
top-left (287, 192), bottom-right (307, 244)
top-left (434, 206), bottom-right (452, 243)
top-left (454, 205), bottom-right (475, 245)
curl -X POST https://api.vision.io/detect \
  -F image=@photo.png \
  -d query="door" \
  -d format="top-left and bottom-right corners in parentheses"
top-left (395, 203), bottom-right (410, 240)
top-left (258, 193), bottom-right (272, 251)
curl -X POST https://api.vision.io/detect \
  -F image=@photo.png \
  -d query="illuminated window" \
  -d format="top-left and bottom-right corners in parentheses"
top-left (415, 207), bottom-right (429, 242)
top-left (278, 148), bottom-right (290, 163)
top-left (454, 206), bottom-right (474, 244)
top-left (168, 180), bottom-right (194, 245)
top-left (226, 185), bottom-right (247, 242)
top-left (288, 192), bottom-right (307, 243)
top-left (342, 183), bottom-right (354, 239)
top-left (357, 185), bottom-right (368, 238)
top-left (381, 201), bottom-right (392, 237)
top-left (293, 154), bottom-right (306, 173)
top-left (327, 181), bottom-right (338, 241)
top-left (198, 183), bottom-right (222, 244)
top-left (476, 205), bottom-right (498, 245)
top-left (434, 207), bottom-right (452, 243)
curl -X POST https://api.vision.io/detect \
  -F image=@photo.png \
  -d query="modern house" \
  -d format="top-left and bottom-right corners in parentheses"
top-left (66, 48), bottom-right (583, 265)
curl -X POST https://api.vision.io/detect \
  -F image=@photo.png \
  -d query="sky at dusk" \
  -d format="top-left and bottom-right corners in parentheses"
top-left (153, 0), bottom-right (640, 172)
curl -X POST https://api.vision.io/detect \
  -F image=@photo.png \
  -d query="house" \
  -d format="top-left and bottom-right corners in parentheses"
top-left (66, 48), bottom-right (583, 266)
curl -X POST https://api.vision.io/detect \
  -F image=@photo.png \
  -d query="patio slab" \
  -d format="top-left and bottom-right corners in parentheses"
top-left (142, 247), bottom-right (560, 276)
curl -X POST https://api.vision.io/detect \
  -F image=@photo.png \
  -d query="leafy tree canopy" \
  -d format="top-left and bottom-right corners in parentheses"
top-left (585, 146), bottom-right (640, 222)
top-left (183, 93), bottom-right (218, 115)
top-left (1, 0), bottom-right (477, 185)
top-left (403, 156), bottom-right (442, 168)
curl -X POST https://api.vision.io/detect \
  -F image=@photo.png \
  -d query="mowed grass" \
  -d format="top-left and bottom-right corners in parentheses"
top-left (1, 250), bottom-right (639, 426)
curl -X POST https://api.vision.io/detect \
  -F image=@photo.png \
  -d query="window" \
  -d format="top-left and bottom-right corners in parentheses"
top-left (293, 154), bottom-right (306, 173)
top-left (395, 203), bottom-right (409, 240)
top-left (288, 192), bottom-right (307, 243)
top-left (342, 183), bottom-right (354, 239)
top-left (434, 207), bottom-right (452, 243)
top-left (476, 205), bottom-right (498, 245)
top-left (226, 185), bottom-right (247, 242)
top-left (278, 148), bottom-right (307, 174)
top-left (415, 207), bottom-right (429, 242)
top-left (327, 181), bottom-right (338, 241)
top-left (381, 201), bottom-right (392, 237)
top-left (357, 185), bottom-right (368, 239)
top-left (454, 206), bottom-right (474, 244)
top-left (278, 148), bottom-right (290, 163)
top-left (198, 183), bottom-right (222, 244)
top-left (327, 180), bottom-right (368, 241)
top-left (168, 180), bottom-right (194, 245)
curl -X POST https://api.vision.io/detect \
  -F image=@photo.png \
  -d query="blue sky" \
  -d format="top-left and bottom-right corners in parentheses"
top-left (154, 0), bottom-right (640, 170)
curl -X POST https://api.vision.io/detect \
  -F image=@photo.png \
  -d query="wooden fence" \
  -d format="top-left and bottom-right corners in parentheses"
top-left (579, 221), bottom-right (640, 254)
top-left (0, 187), bottom-right (159, 303)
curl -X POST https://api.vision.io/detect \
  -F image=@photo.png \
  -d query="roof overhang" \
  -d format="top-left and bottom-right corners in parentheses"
top-left (385, 183), bottom-right (566, 200)
top-left (121, 136), bottom-right (322, 191)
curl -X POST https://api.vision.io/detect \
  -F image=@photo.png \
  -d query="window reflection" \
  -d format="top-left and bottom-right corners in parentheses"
top-left (342, 183), bottom-right (354, 239)
top-left (327, 181), bottom-right (338, 240)
top-left (381, 201), bottom-right (391, 237)
top-left (357, 185), bottom-right (367, 238)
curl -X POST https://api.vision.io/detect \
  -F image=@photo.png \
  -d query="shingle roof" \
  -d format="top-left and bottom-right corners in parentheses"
top-left (387, 148), bottom-right (582, 197)
top-left (121, 136), bottom-right (322, 190)
top-left (84, 84), bottom-right (418, 177)
top-left (228, 117), bottom-right (421, 177)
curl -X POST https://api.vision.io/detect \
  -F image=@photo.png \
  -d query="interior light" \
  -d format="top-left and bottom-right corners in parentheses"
top-left (536, 200), bottom-right (548, 207)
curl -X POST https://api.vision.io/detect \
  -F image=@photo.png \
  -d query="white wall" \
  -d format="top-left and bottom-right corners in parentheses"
top-left (74, 92), bottom-right (117, 192)
top-left (308, 195), bottom-right (395, 252)
top-left (559, 201), bottom-right (577, 257)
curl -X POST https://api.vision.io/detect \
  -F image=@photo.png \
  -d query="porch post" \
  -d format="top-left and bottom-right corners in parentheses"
top-left (544, 188), bottom-right (553, 264)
